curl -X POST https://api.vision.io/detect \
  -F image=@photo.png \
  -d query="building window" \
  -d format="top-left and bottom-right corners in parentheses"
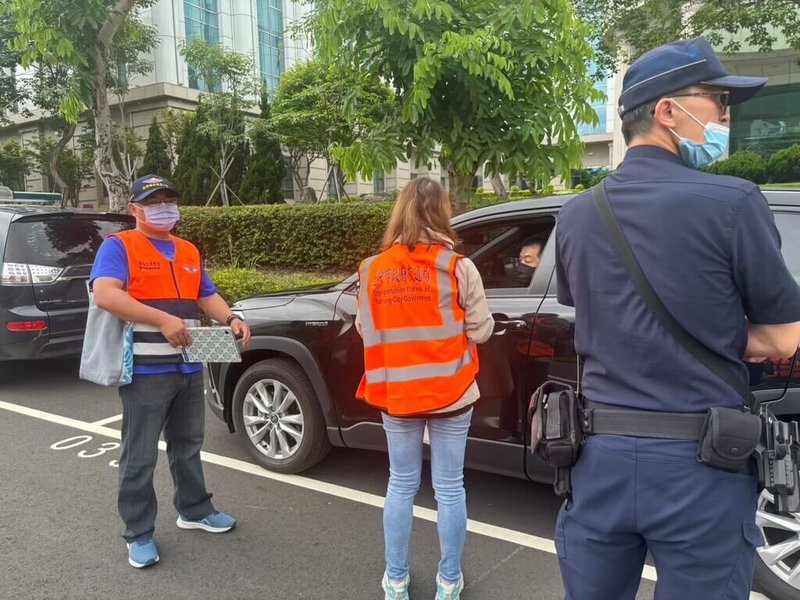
top-left (373, 172), bottom-right (385, 193)
top-left (577, 61), bottom-right (611, 136)
top-left (730, 83), bottom-right (800, 157)
top-left (256, 0), bottom-right (283, 92)
top-left (184, 0), bottom-right (220, 92)
top-left (281, 156), bottom-right (294, 200)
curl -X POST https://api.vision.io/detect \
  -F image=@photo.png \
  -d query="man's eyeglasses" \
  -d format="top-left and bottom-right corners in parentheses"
top-left (668, 91), bottom-right (730, 114)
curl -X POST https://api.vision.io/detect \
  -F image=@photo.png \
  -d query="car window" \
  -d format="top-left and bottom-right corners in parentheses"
top-left (4, 216), bottom-right (133, 267)
top-left (455, 217), bottom-right (555, 290)
top-left (775, 213), bottom-right (800, 282)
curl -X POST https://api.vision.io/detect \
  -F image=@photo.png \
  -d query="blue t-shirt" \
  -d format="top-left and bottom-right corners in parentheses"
top-left (90, 236), bottom-right (218, 376)
top-left (555, 145), bottom-right (800, 413)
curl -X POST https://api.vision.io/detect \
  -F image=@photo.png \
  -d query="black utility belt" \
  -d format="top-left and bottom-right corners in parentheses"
top-left (583, 400), bottom-right (761, 472)
top-left (529, 382), bottom-right (762, 499)
top-left (582, 400), bottom-right (705, 440)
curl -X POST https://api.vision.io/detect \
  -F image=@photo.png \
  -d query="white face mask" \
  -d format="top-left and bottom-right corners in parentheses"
top-left (140, 203), bottom-right (180, 232)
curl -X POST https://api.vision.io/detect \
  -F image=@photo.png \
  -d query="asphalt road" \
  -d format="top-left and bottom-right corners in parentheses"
top-left (0, 358), bottom-right (767, 600)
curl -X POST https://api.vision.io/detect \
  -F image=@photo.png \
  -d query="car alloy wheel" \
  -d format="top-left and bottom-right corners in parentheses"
top-left (242, 378), bottom-right (305, 460)
top-left (755, 489), bottom-right (800, 598)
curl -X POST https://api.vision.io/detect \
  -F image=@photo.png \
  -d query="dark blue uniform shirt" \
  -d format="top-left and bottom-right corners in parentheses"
top-left (556, 145), bottom-right (800, 413)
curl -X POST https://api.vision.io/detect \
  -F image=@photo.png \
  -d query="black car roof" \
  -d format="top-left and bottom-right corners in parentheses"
top-left (452, 188), bottom-right (800, 226)
top-left (0, 204), bottom-right (132, 225)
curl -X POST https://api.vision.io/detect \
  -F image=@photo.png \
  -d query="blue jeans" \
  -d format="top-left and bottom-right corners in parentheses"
top-left (118, 371), bottom-right (214, 542)
top-left (381, 408), bottom-right (473, 583)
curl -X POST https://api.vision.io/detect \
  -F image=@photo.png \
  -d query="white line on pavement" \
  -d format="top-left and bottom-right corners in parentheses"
top-left (91, 413), bottom-right (123, 426)
top-left (0, 399), bottom-right (656, 579)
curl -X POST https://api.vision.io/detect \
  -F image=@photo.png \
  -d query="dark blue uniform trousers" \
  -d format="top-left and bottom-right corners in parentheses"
top-left (556, 434), bottom-right (763, 600)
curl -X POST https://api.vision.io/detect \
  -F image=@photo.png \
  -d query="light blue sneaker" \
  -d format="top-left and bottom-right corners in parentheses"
top-left (176, 510), bottom-right (236, 533)
top-left (435, 573), bottom-right (464, 600)
top-left (126, 538), bottom-right (159, 569)
top-left (382, 572), bottom-right (410, 600)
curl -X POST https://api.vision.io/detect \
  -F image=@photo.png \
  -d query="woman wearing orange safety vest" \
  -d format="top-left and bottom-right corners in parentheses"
top-left (356, 178), bottom-right (494, 600)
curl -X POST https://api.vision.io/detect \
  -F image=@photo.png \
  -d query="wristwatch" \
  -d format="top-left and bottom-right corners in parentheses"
top-left (225, 314), bottom-right (244, 326)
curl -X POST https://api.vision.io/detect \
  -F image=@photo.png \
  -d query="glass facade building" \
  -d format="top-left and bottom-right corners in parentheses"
top-left (257, 0), bottom-right (284, 92)
top-left (578, 63), bottom-right (613, 136)
top-left (184, 0), bottom-right (220, 91)
top-left (730, 83), bottom-right (800, 157)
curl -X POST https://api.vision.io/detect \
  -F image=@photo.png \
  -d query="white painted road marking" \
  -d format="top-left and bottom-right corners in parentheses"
top-left (91, 413), bottom-right (123, 426)
top-left (13, 397), bottom-right (783, 590)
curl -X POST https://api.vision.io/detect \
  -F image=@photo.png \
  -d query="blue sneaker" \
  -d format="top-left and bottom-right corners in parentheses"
top-left (381, 572), bottom-right (410, 600)
top-left (435, 573), bottom-right (464, 600)
top-left (176, 510), bottom-right (236, 533)
top-left (126, 538), bottom-right (159, 569)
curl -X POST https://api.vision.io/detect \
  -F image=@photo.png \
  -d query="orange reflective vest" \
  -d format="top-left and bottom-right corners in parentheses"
top-left (111, 230), bottom-right (202, 365)
top-left (356, 244), bottom-right (479, 415)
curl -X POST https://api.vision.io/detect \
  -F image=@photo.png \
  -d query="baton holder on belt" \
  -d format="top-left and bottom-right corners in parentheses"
top-left (529, 381), bottom-right (585, 497)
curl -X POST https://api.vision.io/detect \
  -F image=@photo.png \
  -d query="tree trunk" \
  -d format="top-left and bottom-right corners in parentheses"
top-left (52, 122), bottom-right (76, 207)
top-left (448, 169), bottom-right (474, 215)
top-left (490, 173), bottom-right (509, 202)
top-left (93, 0), bottom-right (138, 212)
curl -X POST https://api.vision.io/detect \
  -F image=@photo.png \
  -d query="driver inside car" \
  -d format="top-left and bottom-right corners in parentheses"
top-left (513, 239), bottom-right (544, 285)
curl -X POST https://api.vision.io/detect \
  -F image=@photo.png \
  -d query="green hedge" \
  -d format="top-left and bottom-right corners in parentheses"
top-left (768, 144), bottom-right (800, 184)
top-left (209, 267), bottom-right (346, 303)
top-left (178, 203), bottom-right (393, 270)
top-left (705, 151), bottom-right (768, 183)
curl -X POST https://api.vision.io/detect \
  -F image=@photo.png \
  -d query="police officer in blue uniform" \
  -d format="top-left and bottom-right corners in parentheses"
top-left (555, 37), bottom-right (800, 599)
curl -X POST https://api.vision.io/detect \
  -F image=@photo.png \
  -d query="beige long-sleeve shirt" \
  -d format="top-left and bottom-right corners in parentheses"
top-left (356, 232), bottom-right (494, 415)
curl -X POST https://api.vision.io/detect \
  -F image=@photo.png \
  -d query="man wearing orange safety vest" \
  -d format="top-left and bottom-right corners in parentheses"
top-left (90, 175), bottom-right (250, 569)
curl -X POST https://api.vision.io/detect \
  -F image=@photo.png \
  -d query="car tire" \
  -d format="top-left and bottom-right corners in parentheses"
top-left (232, 358), bottom-right (331, 474)
top-left (753, 490), bottom-right (800, 600)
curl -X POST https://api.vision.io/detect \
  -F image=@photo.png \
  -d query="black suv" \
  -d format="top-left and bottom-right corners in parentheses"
top-left (206, 190), bottom-right (800, 599)
top-left (0, 205), bottom-right (133, 361)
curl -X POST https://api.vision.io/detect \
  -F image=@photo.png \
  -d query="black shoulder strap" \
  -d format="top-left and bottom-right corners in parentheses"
top-left (590, 182), bottom-right (759, 413)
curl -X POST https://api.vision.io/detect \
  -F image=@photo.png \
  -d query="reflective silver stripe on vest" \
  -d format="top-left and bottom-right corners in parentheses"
top-left (365, 347), bottom-right (473, 384)
top-left (132, 319), bottom-right (201, 356)
top-left (358, 248), bottom-right (463, 348)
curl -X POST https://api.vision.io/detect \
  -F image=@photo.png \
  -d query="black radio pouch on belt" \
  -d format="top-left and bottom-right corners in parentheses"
top-left (528, 381), bottom-right (584, 497)
top-left (592, 182), bottom-right (762, 472)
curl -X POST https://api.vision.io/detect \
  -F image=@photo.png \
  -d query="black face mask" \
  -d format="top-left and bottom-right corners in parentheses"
top-left (514, 263), bottom-right (536, 277)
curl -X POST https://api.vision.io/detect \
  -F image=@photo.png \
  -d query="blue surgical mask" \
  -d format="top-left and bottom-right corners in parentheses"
top-left (141, 203), bottom-right (180, 232)
top-left (669, 103), bottom-right (730, 169)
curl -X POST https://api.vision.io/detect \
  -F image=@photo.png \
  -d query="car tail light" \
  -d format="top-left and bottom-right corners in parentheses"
top-left (1, 262), bottom-right (63, 285)
top-left (7, 320), bottom-right (48, 331)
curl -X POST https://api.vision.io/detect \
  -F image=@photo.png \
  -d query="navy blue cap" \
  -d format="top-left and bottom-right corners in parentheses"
top-left (128, 174), bottom-right (180, 203)
top-left (618, 37), bottom-right (767, 117)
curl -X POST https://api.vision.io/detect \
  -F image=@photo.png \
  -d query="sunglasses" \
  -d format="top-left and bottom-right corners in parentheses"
top-left (667, 91), bottom-right (730, 114)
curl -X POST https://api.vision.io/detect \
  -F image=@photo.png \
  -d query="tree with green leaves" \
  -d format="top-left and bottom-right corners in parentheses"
top-left (578, 0), bottom-right (800, 74)
top-left (5, 0), bottom-right (158, 210)
top-left (34, 135), bottom-right (95, 205)
top-left (180, 38), bottom-right (259, 206)
top-left (311, 0), bottom-right (600, 206)
top-left (269, 59), bottom-right (395, 200)
top-left (141, 117), bottom-right (172, 179)
top-left (0, 140), bottom-right (34, 190)
top-left (172, 101), bottom-right (249, 206)
top-left (0, 14), bottom-right (25, 124)
top-left (239, 90), bottom-right (287, 204)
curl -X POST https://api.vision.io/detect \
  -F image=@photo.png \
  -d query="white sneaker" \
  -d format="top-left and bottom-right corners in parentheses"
top-left (435, 573), bottom-right (464, 600)
top-left (382, 572), bottom-right (410, 600)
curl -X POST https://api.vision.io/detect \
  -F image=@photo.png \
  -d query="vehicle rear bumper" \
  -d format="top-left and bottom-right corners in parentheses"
top-left (0, 332), bottom-right (84, 360)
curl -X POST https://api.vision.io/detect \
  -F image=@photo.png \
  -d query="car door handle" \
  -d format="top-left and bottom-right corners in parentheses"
top-left (493, 319), bottom-right (528, 336)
